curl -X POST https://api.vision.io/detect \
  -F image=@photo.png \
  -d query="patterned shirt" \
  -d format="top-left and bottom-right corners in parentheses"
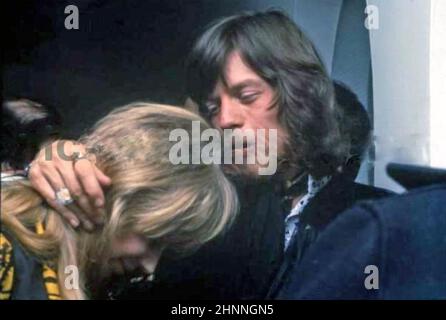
top-left (284, 175), bottom-right (332, 251)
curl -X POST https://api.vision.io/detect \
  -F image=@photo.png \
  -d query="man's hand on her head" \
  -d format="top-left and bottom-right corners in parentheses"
top-left (28, 140), bottom-right (111, 231)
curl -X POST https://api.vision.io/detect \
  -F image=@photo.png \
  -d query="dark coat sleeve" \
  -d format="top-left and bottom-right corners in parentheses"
top-left (276, 184), bottom-right (446, 299)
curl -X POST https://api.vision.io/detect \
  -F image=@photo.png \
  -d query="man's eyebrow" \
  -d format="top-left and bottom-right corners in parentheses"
top-left (228, 79), bottom-right (263, 93)
top-left (206, 79), bottom-right (263, 101)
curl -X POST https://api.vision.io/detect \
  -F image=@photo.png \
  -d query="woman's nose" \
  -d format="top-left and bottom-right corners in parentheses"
top-left (140, 254), bottom-right (161, 274)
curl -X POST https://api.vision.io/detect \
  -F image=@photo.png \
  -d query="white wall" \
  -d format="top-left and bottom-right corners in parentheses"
top-left (368, 0), bottom-right (432, 192)
top-left (430, 0), bottom-right (446, 169)
top-left (294, 0), bottom-right (343, 74)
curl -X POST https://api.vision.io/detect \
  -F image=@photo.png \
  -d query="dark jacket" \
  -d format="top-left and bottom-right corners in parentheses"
top-left (117, 175), bottom-right (391, 300)
top-left (267, 174), bottom-right (391, 298)
top-left (0, 229), bottom-right (59, 300)
top-left (146, 179), bottom-right (284, 300)
top-left (275, 184), bottom-right (446, 299)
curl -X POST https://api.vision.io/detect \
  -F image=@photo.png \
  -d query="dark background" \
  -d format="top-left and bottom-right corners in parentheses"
top-left (3, 0), bottom-right (215, 138)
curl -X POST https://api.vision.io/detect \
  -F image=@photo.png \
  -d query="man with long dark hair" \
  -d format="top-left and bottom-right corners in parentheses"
top-left (27, 10), bottom-right (390, 299)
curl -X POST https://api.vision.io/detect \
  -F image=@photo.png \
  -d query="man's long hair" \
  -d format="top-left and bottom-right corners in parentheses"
top-left (186, 10), bottom-right (349, 179)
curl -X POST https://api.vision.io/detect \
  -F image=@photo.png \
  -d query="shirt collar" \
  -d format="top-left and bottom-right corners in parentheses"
top-left (285, 175), bottom-right (332, 222)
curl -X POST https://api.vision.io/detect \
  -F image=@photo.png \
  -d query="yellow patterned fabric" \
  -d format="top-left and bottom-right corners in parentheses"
top-left (42, 264), bottom-right (61, 300)
top-left (0, 222), bottom-right (62, 300)
top-left (36, 222), bottom-right (62, 300)
top-left (0, 233), bottom-right (14, 300)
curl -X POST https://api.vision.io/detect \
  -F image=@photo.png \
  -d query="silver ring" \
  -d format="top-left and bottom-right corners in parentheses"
top-left (55, 187), bottom-right (74, 206)
top-left (24, 162), bottom-right (33, 178)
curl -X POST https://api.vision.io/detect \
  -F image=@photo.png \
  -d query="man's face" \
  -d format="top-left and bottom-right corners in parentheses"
top-left (204, 51), bottom-right (288, 176)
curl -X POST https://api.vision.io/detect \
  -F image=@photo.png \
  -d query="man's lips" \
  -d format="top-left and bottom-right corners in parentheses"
top-left (232, 140), bottom-right (254, 151)
top-left (232, 145), bottom-right (256, 158)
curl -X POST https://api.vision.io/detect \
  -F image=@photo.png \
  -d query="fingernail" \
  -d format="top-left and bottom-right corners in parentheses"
top-left (95, 199), bottom-right (104, 208)
top-left (71, 219), bottom-right (80, 228)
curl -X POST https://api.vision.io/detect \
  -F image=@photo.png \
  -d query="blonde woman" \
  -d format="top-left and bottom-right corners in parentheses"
top-left (0, 103), bottom-right (238, 300)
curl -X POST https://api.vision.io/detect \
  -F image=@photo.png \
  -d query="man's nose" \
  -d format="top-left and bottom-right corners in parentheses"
top-left (215, 97), bottom-right (244, 130)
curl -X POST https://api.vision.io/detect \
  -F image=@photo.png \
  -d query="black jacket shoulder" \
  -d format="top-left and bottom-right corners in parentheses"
top-left (299, 174), bottom-right (392, 230)
top-left (277, 184), bottom-right (446, 299)
top-left (267, 175), bottom-right (393, 299)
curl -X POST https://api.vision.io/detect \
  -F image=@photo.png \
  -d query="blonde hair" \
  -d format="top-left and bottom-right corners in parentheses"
top-left (1, 103), bottom-right (238, 299)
